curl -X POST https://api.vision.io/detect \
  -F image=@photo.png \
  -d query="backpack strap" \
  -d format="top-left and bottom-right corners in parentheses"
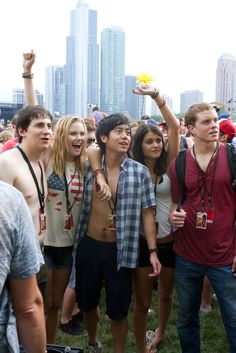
top-left (175, 149), bottom-right (187, 211)
top-left (226, 143), bottom-right (236, 191)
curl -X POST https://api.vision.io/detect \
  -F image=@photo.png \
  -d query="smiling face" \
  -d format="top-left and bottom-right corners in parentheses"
top-left (65, 121), bottom-right (86, 161)
top-left (141, 130), bottom-right (164, 161)
top-left (188, 109), bottom-right (219, 144)
top-left (101, 124), bottom-right (131, 155)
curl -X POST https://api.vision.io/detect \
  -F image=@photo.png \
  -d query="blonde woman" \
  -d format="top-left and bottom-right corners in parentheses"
top-left (43, 116), bottom-right (88, 343)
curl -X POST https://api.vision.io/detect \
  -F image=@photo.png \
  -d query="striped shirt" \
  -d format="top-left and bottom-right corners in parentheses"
top-left (74, 156), bottom-right (156, 270)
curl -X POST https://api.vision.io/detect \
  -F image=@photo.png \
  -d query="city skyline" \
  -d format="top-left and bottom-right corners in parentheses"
top-left (1, 0), bottom-right (236, 112)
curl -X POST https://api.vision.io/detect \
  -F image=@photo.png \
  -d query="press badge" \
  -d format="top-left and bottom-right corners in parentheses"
top-left (40, 212), bottom-right (47, 232)
top-left (196, 212), bottom-right (207, 230)
top-left (107, 214), bottom-right (116, 231)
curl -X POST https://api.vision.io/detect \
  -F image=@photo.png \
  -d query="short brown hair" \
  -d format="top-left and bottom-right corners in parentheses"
top-left (184, 103), bottom-right (214, 127)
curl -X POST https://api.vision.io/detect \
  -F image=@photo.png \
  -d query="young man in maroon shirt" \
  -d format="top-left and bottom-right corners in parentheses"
top-left (169, 103), bottom-right (236, 353)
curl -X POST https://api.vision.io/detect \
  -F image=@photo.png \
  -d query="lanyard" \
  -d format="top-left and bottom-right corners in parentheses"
top-left (17, 146), bottom-right (45, 212)
top-left (193, 144), bottom-right (219, 211)
top-left (103, 160), bottom-right (118, 214)
top-left (63, 167), bottom-right (80, 214)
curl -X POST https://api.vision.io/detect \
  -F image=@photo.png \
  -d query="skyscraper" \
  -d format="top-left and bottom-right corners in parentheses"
top-left (215, 53), bottom-right (236, 110)
top-left (45, 66), bottom-right (64, 114)
top-left (125, 76), bottom-right (143, 119)
top-left (87, 9), bottom-right (99, 111)
top-left (180, 90), bottom-right (203, 114)
top-left (64, 0), bottom-right (99, 116)
top-left (12, 88), bottom-right (44, 106)
top-left (100, 27), bottom-right (125, 114)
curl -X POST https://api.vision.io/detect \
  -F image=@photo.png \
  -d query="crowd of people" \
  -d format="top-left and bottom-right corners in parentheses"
top-left (0, 51), bottom-right (236, 353)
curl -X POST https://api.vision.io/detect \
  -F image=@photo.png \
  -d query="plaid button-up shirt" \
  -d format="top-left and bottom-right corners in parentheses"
top-left (74, 156), bottom-right (156, 270)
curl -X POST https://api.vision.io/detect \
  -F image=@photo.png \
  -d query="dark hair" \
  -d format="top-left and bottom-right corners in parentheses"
top-left (132, 124), bottom-right (167, 176)
top-left (16, 105), bottom-right (53, 143)
top-left (96, 113), bottom-right (130, 154)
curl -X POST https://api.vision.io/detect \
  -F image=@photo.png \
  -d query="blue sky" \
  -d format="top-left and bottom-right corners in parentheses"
top-left (1, 0), bottom-right (236, 112)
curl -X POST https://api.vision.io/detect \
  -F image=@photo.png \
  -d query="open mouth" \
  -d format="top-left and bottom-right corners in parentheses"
top-left (72, 144), bottom-right (82, 150)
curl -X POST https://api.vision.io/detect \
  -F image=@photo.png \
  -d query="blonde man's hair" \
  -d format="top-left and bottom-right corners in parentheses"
top-left (184, 103), bottom-right (215, 128)
top-left (0, 130), bottom-right (14, 143)
top-left (52, 116), bottom-right (87, 176)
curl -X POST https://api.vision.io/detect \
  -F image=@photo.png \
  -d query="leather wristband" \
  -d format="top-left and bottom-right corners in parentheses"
top-left (150, 89), bottom-right (160, 99)
top-left (149, 248), bottom-right (158, 254)
top-left (94, 168), bottom-right (104, 177)
top-left (158, 99), bottom-right (166, 109)
top-left (22, 72), bottom-right (34, 79)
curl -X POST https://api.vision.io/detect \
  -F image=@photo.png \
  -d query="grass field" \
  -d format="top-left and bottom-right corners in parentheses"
top-left (56, 287), bottom-right (229, 353)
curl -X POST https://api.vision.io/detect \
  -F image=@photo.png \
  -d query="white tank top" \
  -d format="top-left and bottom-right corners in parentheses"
top-left (154, 173), bottom-right (173, 239)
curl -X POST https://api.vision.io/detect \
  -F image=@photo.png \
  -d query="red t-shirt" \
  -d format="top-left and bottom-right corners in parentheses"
top-left (1, 137), bottom-right (18, 153)
top-left (169, 144), bottom-right (236, 267)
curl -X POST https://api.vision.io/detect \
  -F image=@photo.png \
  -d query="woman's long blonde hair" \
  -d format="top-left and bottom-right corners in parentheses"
top-left (52, 116), bottom-right (87, 176)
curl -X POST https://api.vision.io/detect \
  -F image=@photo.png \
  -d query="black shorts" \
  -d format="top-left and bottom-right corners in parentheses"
top-left (158, 241), bottom-right (175, 268)
top-left (75, 235), bottom-right (133, 321)
top-left (44, 245), bottom-right (73, 269)
top-left (138, 237), bottom-right (151, 267)
top-left (138, 238), bottom-right (175, 269)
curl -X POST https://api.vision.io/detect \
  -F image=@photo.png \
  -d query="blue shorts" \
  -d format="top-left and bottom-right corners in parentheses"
top-left (75, 235), bottom-right (133, 320)
top-left (44, 245), bottom-right (73, 269)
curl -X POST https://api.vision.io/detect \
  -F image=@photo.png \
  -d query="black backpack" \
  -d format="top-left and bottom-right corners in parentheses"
top-left (175, 143), bottom-right (236, 210)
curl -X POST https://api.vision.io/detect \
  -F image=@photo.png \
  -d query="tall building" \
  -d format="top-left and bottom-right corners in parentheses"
top-left (125, 76), bottom-right (144, 119)
top-left (180, 90), bottom-right (203, 114)
top-left (64, 0), bottom-right (99, 116)
top-left (12, 88), bottom-right (44, 107)
top-left (45, 66), bottom-right (64, 114)
top-left (100, 27), bottom-right (125, 114)
top-left (215, 53), bottom-right (236, 110)
top-left (87, 9), bottom-right (99, 111)
top-left (151, 94), bottom-right (173, 116)
top-left (12, 88), bottom-right (24, 105)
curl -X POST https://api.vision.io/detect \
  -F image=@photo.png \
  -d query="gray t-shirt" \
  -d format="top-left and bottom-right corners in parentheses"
top-left (0, 181), bottom-right (43, 353)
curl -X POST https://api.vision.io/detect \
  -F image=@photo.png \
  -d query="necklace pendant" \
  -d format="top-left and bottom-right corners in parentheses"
top-left (107, 213), bottom-right (116, 231)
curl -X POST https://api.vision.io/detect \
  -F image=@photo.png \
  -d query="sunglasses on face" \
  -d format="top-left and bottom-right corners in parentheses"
top-left (87, 138), bottom-right (96, 144)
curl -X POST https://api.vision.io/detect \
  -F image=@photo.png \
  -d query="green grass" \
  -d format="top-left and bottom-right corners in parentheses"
top-left (56, 288), bottom-right (229, 353)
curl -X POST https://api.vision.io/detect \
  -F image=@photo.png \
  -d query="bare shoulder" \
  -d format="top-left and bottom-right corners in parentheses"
top-left (0, 149), bottom-right (21, 184)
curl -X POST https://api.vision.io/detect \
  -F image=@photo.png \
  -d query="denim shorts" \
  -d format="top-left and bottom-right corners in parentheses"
top-left (75, 235), bottom-right (133, 320)
top-left (44, 245), bottom-right (73, 269)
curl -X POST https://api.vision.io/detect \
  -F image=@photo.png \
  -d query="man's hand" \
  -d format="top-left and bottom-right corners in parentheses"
top-left (149, 252), bottom-right (161, 277)
top-left (23, 50), bottom-right (35, 73)
top-left (232, 256), bottom-right (236, 276)
top-left (95, 173), bottom-right (111, 201)
top-left (170, 208), bottom-right (186, 228)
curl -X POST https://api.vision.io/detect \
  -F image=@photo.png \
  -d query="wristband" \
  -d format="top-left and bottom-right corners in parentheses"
top-left (22, 72), bottom-right (34, 79)
top-left (149, 248), bottom-right (158, 254)
top-left (150, 89), bottom-right (160, 99)
top-left (157, 99), bottom-right (166, 109)
top-left (94, 168), bottom-right (104, 177)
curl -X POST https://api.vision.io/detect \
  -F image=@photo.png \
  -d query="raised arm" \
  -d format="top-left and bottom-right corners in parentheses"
top-left (23, 50), bottom-right (38, 105)
top-left (133, 84), bottom-right (180, 165)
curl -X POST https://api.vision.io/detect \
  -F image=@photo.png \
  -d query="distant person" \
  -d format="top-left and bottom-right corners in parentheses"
top-left (219, 119), bottom-right (236, 143)
top-left (1, 115), bottom-right (19, 153)
top-left (0, 181), bottom-right (46, 353)
top-left (91, 106), bottom-right (106, 126)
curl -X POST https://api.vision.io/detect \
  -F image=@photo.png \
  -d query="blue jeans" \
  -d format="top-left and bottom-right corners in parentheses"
top-left (175, 255), bottom-right (236, 353)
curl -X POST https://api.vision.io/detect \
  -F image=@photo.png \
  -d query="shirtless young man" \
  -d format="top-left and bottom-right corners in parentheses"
top-left (74, 113), bottom-right (161, 353)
